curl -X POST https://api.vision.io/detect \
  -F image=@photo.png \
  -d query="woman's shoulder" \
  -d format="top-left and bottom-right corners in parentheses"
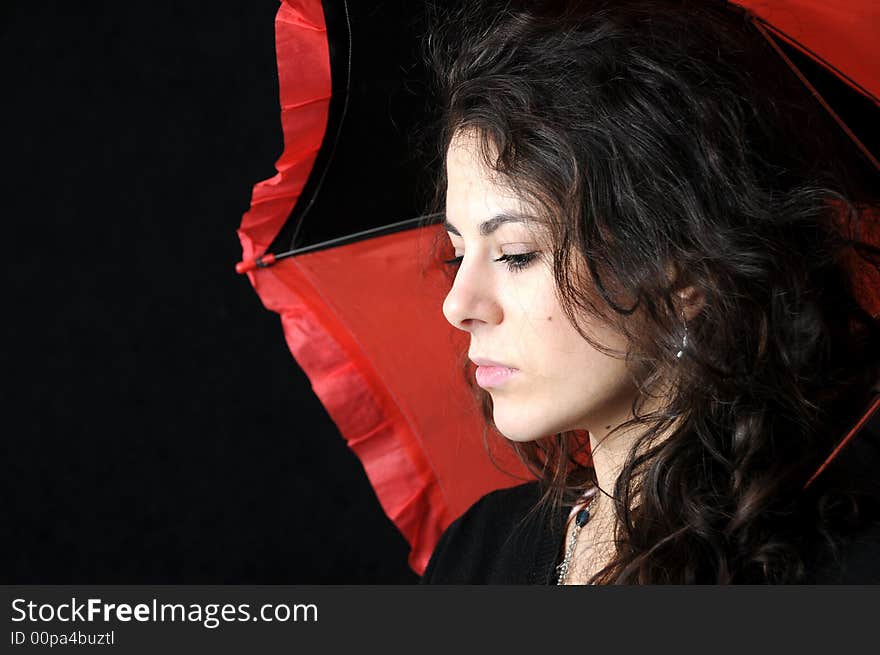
top-left (419, 480), bottom-right (553, 584)
top-left (464, 479), bottom-right (545, 517)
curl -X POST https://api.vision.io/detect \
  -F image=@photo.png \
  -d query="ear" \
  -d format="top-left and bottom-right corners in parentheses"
top-left (675, 285), bottom-right (705, 322)
top-left (664, 260), bottom-right (705, 321)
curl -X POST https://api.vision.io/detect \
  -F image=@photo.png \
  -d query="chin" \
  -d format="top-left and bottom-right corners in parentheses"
top-left (492, 410), bottom-right (565, 443)
top-left (497, 429), bottom-right (545, 443)
top-left (492, 399), bottom-right (593, 443)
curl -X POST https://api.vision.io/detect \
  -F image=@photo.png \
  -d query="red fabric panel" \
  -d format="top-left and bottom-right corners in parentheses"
top-left (734, 0), bottom-right (879, 101)
top-left (258, 231), bottom-right (530, 575)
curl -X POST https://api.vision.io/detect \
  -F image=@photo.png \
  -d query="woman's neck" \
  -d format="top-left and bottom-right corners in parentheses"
top-left (587, 393), bottom-right (675, 500)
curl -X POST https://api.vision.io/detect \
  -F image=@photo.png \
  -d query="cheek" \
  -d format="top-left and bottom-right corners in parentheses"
top-left (530, 303), bottom-right (592, 367)
top-left (509, 271), bottom-right (628, 378)
top-left (531, 306), bottom-right (630, 387)
top-left (511, 298), bottom-right (573, 370)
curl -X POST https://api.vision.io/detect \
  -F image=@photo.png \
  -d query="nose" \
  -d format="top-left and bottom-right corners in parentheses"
top-left (442, 258), bottom-right (503, 331)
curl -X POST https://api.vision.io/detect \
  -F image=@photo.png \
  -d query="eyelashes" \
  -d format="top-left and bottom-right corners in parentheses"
top-left (442, 252), bottom-right (539, 273)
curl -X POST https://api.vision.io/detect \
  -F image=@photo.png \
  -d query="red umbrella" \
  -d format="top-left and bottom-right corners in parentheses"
top-left (236, 0), bottom-right (880, 576)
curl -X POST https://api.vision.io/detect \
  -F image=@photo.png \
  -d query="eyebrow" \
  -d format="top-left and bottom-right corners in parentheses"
top-left (442, 212), bottom-right (531, 237)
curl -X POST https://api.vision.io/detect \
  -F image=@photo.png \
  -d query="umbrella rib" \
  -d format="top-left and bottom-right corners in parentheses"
top-left (803, 394), bottom-right (880, 491)
top-left (235, 212), bottom-right (445, 273)
top-left (752, 17), bottom-right (879, 106)
top-left (749, 16), bottom-right (880, 173)
top-left (281, 212), bottom-right (445, 257)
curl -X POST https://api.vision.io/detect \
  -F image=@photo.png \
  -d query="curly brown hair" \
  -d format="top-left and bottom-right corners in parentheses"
top-left (420, 0), bottom-right (880, 583)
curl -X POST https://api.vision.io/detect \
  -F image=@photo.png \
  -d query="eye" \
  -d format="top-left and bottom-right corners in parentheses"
top-left (496, 252), bottom-right (539, 272)
top-left (442, 252), bottom-right (539, 273)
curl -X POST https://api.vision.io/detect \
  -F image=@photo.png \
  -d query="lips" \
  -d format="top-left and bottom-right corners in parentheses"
top-left (474, 365), bottom-right (518, 389)
top-left (469, 356), bottom-right (517, 369)
top-left (469, 356), bottom-right (519, 389)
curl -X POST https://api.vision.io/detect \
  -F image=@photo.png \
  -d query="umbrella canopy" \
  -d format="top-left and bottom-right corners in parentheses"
top-left (237, 0), bottom-right (533, 575)
top-left (237, 0), bottom-right (880, 575)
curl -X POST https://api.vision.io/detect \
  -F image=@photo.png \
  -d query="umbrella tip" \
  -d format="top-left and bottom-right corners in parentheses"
top-left (235, 253), bottom-right (278, 274)
top-left (235, 259), bottom-right (256, 274)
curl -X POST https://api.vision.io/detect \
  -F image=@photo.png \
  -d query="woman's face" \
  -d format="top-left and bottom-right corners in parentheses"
top-left (442, 131), bottom-right (640, 442)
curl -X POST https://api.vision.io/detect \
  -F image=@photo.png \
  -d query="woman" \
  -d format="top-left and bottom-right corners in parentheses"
top-left (418, 0), bottom-right (880, 584)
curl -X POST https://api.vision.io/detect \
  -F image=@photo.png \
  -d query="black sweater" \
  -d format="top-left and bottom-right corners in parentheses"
top-left (420, 429), bottom-right (880, 584)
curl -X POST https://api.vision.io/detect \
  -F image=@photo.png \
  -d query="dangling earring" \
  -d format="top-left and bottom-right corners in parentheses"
top-left (676, 309), bottom-right (688, 359)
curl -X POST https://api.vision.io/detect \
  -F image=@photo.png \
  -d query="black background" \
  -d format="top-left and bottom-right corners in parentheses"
top-left (3, 0), bottom-right (420, 583)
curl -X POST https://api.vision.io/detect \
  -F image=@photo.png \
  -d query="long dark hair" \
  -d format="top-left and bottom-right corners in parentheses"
top-left (421, 0), bottom-right (880, 583)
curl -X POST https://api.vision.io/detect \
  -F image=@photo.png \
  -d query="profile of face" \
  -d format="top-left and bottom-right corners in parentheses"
top-left (442, 130), bottom-right (641, 443)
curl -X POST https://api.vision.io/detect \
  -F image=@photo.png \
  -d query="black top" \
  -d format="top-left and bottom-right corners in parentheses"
top-left (420, 428), bottom-right (880, 584)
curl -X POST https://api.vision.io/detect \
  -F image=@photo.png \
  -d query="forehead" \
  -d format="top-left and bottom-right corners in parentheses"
top-left (445, 130), bottom-right (502, 186)
top-left (445, 132), bottom-right (533, 225)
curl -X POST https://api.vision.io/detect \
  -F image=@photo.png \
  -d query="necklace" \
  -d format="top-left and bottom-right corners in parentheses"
top-left (555, 486), bottom-right (599, 585)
